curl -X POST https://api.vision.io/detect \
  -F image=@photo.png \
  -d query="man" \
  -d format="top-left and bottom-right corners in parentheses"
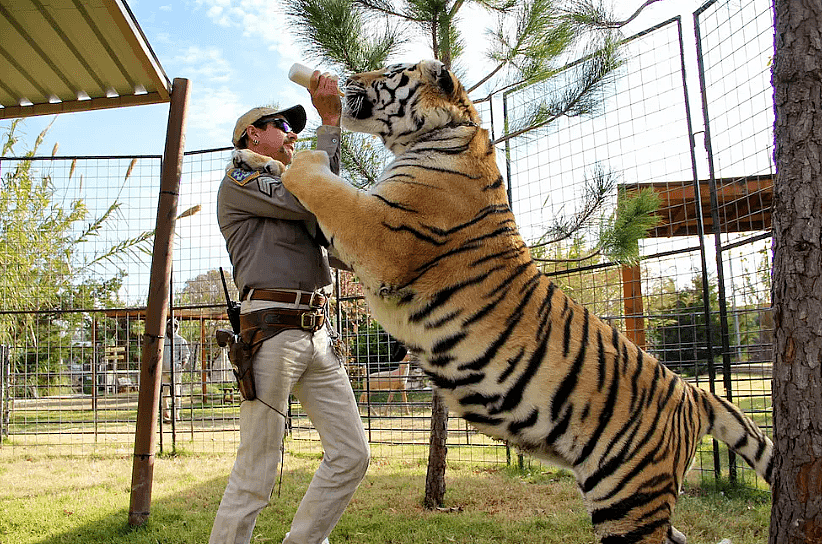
top-left (210, 71), bottom-right (369, 544)
top-left (162, 318), bottom-right (190, 422)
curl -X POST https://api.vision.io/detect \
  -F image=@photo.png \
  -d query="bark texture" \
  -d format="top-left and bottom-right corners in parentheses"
top-left (770, 0), bottom-right (822, 541)
top-left (424, 389), bottom-right (449, 508)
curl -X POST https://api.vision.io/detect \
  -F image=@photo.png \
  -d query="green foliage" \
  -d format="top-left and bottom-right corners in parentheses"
top-left (285, 0), bottom-right (407, 74)
top-left (647, 275), bottom-right (723, 376)
top-left (346, 319), bottom-right (402, 371)
top-left (535, 163), bottom-right (616, 246)
top-left (0, 121), bottom-right (146, 393)
top-left (598, 187), bottom-right (660, 264)
top-left (532, 171), bottom-right (660, 267)
top-left (340, 131), bottom-right (393, 188)
top-left (284, 0), bottom-right (628, 136)
top-left (175, 268), bottom-right (237, 347)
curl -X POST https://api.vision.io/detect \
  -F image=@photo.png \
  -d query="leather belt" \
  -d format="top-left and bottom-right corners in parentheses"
top-left (243, 288), bottom-right (326, 308)
top-left (240, 307), bottom-right (325, 334)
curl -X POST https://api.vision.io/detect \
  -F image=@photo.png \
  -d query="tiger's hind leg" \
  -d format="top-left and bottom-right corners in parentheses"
top-left (583, 474), bottom-right (681, 544)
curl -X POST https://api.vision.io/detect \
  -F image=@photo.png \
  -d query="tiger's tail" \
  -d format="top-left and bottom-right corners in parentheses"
top-left (699, 388), bottom-right (774, 485)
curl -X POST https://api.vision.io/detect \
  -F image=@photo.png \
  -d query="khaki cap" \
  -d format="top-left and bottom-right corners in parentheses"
top-left (232, 105), bottom-right (307, 147)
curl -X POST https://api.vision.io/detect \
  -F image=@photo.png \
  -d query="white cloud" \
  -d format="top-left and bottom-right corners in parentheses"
top-left (169, 46), bottom-right (233, 83)
top-left (186, 86), bottom-right (246, 148)
top-left (195, 0), bottom-right (298, 63)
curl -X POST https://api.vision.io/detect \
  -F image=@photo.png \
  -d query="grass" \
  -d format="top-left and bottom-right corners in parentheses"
top-left (0, 445), bottom-right (771, 544)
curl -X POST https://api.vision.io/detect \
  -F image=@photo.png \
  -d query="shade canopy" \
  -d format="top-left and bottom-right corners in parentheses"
top-left (0, 0), bottom-right (170, 120)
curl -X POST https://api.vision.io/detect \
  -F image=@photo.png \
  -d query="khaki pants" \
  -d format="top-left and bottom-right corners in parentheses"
top-left (161, 371), bottom-right (182, 421)
top-left (210, 300), bottom-right (370, 544)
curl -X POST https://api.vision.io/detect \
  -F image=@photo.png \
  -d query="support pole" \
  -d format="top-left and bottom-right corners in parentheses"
top-left (128, 77), bottom-right (190, 527)
top-left (621, 263), bottom-right (646, 350)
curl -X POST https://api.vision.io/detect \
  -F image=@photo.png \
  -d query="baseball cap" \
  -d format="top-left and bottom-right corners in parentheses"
top-left (232, 105), bottom-right (307, 147)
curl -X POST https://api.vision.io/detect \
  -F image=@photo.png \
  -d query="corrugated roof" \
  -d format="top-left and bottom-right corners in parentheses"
top-left (0, 0), bottom-right (170, 119)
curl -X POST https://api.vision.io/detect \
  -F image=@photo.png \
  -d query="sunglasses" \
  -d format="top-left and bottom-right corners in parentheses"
top-left (267, 118), bottom-right (292, 134)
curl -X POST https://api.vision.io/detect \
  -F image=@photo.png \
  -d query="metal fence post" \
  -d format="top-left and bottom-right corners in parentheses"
top-left (693, 4), bottom-right (738, 483)
top-left (0, 345), bottom-right (7, 442)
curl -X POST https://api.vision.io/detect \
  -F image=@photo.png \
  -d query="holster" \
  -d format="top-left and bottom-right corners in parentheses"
top-left (215, 307), bottom-right (325, 402)
top-left (216, 329), bottom-right (256, 401)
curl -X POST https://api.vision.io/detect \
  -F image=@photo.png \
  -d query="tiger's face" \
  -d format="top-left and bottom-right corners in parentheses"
top-left (342, 60), bottom-right (481, 154)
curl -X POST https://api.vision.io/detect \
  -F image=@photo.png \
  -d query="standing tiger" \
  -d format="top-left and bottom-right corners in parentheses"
top-left (234, 59), bottom-right (773, 544)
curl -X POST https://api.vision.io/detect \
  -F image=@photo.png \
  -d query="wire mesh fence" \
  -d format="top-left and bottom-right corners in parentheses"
top-left (693, 0), bottom-right (775, 485)
top-left (1, 0), bottom-right (773, 486)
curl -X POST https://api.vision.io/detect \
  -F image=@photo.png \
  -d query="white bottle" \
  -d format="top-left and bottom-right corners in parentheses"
top-left (288, 63), bottom-right (344, 95)
top-left (288, 62), bottom-right (315, 89)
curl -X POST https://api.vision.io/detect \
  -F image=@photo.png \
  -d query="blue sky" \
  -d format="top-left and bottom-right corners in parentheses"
top-left (1, 0), bottom-right (697, 158)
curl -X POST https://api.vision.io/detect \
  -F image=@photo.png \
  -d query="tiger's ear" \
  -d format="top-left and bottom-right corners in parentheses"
top-left (421, 60), bottom-right (456, 97)
top-left (435, 64), bottom-right (456, 97)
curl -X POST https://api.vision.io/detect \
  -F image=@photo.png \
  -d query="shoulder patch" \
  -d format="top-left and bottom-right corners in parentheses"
top-left (228, 168), bottom-right (261, 186)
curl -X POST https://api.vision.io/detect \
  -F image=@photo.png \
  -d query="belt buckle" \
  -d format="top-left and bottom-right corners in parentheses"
top-left (301, 311), bottom-right (318, 331)
top-left (308, 291), bottom-right (324, 309)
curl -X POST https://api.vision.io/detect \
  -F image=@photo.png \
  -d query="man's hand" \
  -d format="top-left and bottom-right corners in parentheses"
top-left (309, 71), bottom-right (341, 127)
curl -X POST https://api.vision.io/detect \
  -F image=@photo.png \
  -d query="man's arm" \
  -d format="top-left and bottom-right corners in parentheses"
top-left (309, 71), bottom-right (342, 177)
top-left (303, 71), bottom-right (347, 257)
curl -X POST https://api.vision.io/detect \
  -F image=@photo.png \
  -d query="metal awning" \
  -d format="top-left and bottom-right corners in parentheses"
top-left (0, 0), bottom-right (170, 119)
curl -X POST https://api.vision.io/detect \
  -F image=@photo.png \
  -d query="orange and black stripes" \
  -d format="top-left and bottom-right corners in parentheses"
top-left (331, 60), bottom-right (773, 543)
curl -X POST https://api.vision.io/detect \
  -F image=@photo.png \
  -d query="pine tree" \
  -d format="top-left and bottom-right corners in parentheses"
top-left (770, 0), bottom-right (822, 539)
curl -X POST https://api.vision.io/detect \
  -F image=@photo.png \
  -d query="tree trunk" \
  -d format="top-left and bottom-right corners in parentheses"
top-left (769, 0), bottom-right (822, 541)
top-left (424, 388), bottom-right (448, 508)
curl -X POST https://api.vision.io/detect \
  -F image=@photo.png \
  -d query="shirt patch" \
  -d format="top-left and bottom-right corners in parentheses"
top-left (257, 177), bottom-right (279, 198)
top-left (228, 168), bottom-right (261, 186)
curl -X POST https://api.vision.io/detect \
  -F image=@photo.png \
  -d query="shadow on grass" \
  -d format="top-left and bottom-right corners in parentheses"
top-left (18, 455), bottom-right (768, 544)
top-left (23, 460), bottom-right (594, 544)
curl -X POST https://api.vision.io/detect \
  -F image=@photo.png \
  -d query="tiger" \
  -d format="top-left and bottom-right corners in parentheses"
top-left (234, 59), bottom-right (773, 544)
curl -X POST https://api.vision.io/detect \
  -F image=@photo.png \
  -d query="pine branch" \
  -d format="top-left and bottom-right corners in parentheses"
top-left (491, 32), bottom-right (621, 145)
top-left (341, 133), bottom-right (387, 188)
top-left (598, 187), bottom-right (660, 264)
top-left (285, 0), bottom-right (406, 72)
top-left (353, 0), bottom-right (424, 21)
top-left (567, 0), bottom-right (663, 29)
top-left (532, 163), bottom-right (615, 247)
top-left (533, 247), bottom-right (602, 263)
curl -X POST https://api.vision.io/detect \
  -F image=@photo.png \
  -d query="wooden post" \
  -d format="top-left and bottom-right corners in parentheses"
top-left (621, 263), bottom-right (646, 350)
top-left (424, 389), bottom-right (449, 508)
top-left (128, 77), bottom-right (190, 527)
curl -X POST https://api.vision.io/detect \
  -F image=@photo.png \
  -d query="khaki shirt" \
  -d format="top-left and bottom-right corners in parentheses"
top-left (217, 125), bottom-right (344, 295)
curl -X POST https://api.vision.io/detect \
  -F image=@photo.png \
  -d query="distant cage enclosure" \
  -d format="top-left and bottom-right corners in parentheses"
top-left (1, 0), bottom-right (772, 487)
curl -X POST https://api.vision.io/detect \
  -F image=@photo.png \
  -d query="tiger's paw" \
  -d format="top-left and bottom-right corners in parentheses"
top-left (230, 148), bottom-right (285, 177)
top-left (666, 526), bottom-right (687, 544)
top-left (281, 150), bottom-right (332, 192)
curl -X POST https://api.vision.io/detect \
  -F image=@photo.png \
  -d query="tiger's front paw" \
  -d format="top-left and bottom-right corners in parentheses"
top-left (281, 150), bottom-right (332, 193)
top-left (230, 148), bottom-right (285, 177)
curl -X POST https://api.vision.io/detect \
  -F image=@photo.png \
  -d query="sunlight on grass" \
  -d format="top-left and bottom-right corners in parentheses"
top-left (0, 445), bottom-right (770, 544)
